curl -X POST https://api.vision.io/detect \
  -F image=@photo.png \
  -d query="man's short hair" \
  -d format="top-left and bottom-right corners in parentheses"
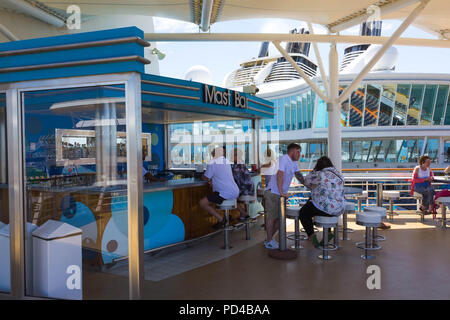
top-left (287, 143), bottom-right (301, 152)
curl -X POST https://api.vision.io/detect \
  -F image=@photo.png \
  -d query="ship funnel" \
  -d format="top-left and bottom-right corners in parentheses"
top-left (285, 28), bottom-right (311, 57)
top-left (360, 21), bottom-right (382, 36)
top-left (258, 41), bottom-right (269, 58)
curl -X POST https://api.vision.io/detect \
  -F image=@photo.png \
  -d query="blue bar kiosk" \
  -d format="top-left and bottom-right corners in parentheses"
top-left (0, 27), bottom-right (273, 299)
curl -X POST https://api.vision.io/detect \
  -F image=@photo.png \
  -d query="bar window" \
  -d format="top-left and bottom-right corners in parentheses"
top-left (0, 93), bottom-right (9, 294)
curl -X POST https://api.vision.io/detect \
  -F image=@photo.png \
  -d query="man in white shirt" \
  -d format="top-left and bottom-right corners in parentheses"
top-left (199, 146), bottom-right (240, 229)
top-left (263, 143), bottom-right (301, 249)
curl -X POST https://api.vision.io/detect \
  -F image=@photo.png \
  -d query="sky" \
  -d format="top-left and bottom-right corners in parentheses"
top-left (152, 17), bottom-right (450, 87)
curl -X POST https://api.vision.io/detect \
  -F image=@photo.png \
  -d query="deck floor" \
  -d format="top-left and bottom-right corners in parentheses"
top-left (83, 211), bottom-right (450, 300)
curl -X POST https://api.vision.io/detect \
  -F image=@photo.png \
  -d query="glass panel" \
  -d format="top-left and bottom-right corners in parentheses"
top-left (397, 140), bottom-right (408, 162)
top-left (407, 139), bottom-right (419, 162)
top-left (348, 85), bottom-right (365, 127)
top-left (0, 93), bottom-right (9, 294)
top-left (407, 84), bottom-right (424, 125)
top-left (308, 91), bottom-right (314, 128)
top-left (342, 140), bottom-right (350, 162)
top-left (302, 94), bottom-right (308, 129)
top-left (279, 98), bottom-right (285, 131)
top-left (291, 96), bottom-right (296, 130)
top-left (393, 84), bottom-right (410, 126)
top-left (444, 140), bottom-right (450, 163)
top-left (384, 140), bottom-right (398, 163)
top-left (285, 97), bottom-right (291, 131)
top-left (315, 97), bottom-right (326, 128)
top-left (379, 84), bottom-right (396, 126)
top-left (433, 85), bottom-right (449, 125)
top-left (296, 95), bottom-right (302, 130)
top-left (420, 84), bottom-right (437, 125)
top-left (373, 140), bottom-right (385, 162)
top-left (351, 140), bottom-right (362, 162)
top-left (339, 85), bottom-right (349, 127)
top-left (23, 85), bottom-right (128, 299)
top-left (272, 99), bottom-right (278, 130)
top-left (445, 93), bottom-right (450, 126)
top-left (364, 84), bottom-right (380, 126)
top-left (426, 138), bottom-right (439, 161)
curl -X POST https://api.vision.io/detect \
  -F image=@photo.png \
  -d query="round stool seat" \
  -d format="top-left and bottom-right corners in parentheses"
top-left (356, 212), bottom-right (381, 226)
top-left (239, 194), bottom-right (256, 203)
top-left (286, 206), bottom-right (301, 218)
top-left (364, 206), bottom-right (387, 218)
top-left (383, 191), bottom-right (400, 199)
top-left (314, 215), bottom-right (338, 227)
top-left (345, 202), bottom-right (356, 212)
top-left (219, 199), bottom-right (237, 210)
top-left (435, 197), bottom-right (450, 205)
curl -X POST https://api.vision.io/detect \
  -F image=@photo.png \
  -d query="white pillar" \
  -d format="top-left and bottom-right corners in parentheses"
top-left (327, 41), bottom-right (342, 171)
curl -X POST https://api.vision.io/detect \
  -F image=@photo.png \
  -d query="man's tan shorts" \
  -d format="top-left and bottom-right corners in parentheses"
top-left (264, 190), bottom-right (281, 220)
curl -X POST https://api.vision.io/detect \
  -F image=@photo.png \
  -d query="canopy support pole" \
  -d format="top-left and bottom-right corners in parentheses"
top-left (200, 0), bottom-right (214, 32)
top-left (327, 41), bottom-right (342, 171)
top-left (338, 0), bottom-right (430, 104)
top-left (272, 41), bottom-right (328, 102)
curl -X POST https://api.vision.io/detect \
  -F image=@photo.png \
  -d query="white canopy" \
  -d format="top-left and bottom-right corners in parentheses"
top-left (24, 0), bottom-right (450, 38)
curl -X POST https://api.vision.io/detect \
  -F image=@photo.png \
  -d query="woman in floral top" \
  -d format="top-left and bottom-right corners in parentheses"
top-left (231, 148), bottom-right (255, 220)
top-left (296, 156), bottom-right (345, 248)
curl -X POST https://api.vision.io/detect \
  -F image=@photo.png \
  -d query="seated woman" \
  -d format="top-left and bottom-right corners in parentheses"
top-left (231, 148), bottom-right (255, 221)
top-left (410, 155), bottom-right (435, 214)
top-left (296, 156), bottom-right (345, 248)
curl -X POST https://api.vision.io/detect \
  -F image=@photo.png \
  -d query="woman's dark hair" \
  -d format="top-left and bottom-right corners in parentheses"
top-left (313, 156), bottom-right (334, 172)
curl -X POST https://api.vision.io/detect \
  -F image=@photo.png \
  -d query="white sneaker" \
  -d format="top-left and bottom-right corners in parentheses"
top-left (264, 239), bottom-right (279, 249)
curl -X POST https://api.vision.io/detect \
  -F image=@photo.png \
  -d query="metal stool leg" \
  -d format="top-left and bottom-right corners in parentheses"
top-left (245, 203), bottom-right (251, 240)
top-left (333, 226), bottom-right (339, 248)
top-left (222, 209), bottom-right (232, 250)
top-left (342, 212), bottom-right (350, 240)
top-left (290, 216), bottom-right (304, 250)
top-left (442, 205), bottom-right (447, 229)
top-left (318, 227), bottom-right (331, 260)
top-left (357, 199), bottom-right (362, 213)
top-left (361, 227), bottom-right (375, 260)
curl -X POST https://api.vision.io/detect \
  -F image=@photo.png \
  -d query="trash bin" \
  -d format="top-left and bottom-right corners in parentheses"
top-left (32, 219), bottom-right (82, 300)
top-left (0, 222), bottom-right (37, 293)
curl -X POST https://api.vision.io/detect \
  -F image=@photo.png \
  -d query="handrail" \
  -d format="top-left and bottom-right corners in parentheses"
top-left (299, 168), bottom-right (448, 172)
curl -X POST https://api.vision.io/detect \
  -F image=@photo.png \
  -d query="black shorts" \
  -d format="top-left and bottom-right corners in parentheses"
top-left (207, 191), bottom-right (225, 204)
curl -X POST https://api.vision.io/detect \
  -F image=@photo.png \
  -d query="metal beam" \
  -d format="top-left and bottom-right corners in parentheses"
top-left (272, 41), bottom-right (328, 103)
top-left (338, 0), bottom-right (430, 104)
top-left (307, 22), bottom-right (329, 97)
top-left (329, 0), bottom-right (421, 33)
top-left (143, 33), bottom-right (450, 48)
top-left (1, 0), bottom-right (65, 28)
top-left (200, 0), bottom-right (214, 32)
top-left (0, 24), bottom-right (20, 41)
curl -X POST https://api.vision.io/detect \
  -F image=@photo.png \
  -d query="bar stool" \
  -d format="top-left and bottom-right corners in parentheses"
top-left (238, 194), bottom-right (256, 240)
top-left (286, 206), bottom-right (307, 250)
top-left (435, 197), bottom-right (450, 229)
top-left (314, 216), bottom-right (339, 260)
top-left (342, 202), bottom-right (355, 241)
top-left (413, 192), bottom-right (425, 222)
top-left (218, 199), bottom-right (236, 249)
top-left (355, 212), bottom-right (382, 260)
top-left (383, 190), bottom-right (400, 220)
top-left (364, 206), bottom-right (387, 241)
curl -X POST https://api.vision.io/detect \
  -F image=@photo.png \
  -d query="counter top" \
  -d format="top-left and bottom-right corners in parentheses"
top-left (25, 178), bottom-right (208, 194)
top-left (142, 178), bottom-right (208, 192)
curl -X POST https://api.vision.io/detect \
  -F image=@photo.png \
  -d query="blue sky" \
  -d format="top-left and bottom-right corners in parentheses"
top-left (152, 17), bottom-right (450, 86)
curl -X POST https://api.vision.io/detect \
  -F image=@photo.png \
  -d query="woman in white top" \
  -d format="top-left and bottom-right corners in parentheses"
top-left (411, 155), bottom-right (435, 214)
